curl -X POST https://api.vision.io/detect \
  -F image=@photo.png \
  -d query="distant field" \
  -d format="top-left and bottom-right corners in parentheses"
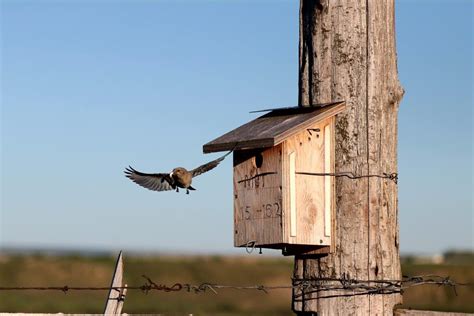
top-left (0, 254), bottom-right (473, 314)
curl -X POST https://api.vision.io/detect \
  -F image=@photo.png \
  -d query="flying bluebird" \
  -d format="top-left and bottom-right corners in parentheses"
top-left (125, 151), bottom-right (231, 194)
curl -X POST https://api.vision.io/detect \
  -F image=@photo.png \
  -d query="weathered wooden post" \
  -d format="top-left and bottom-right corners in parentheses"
top-left (104, 251), bottom-right (127, 314)
top-left (293, 0), bottom-right (404, 315)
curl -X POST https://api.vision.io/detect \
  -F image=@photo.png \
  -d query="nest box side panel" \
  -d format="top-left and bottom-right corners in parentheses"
top-left (233, 146), bottom-right (283, 247)
top-left (282, 117), bottom-right (334, 247)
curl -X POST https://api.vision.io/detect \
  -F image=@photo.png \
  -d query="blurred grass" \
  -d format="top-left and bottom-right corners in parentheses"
top-left (0, 254), bottom-right (473, 314)
top-left (399, 263), bottom-right (474, 313)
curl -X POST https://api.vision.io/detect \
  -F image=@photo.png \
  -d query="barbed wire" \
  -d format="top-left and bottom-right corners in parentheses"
top-left (292, 274), bottom-right (468, 301)
top-left (237, 171), bottom-right (398, 184)
top-left (0, 275), bottom-right (471, 299)
top-left (296, 171), bottom-right (398, 184)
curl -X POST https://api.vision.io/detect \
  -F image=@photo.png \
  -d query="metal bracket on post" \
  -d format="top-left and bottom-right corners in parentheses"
top-left (104, 251), bottom-right (127, 314)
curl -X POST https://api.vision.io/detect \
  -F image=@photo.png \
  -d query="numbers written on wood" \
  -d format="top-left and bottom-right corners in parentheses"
top-left (241, 202), bottom-right (282, 220)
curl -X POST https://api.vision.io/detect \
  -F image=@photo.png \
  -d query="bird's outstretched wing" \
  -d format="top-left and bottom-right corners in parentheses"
top-left (124, 166), bottom-right (174, 192)
top-left (191, 151), bottom-right (232, 177)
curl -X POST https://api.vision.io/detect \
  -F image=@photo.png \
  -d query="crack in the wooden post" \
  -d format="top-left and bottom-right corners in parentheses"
top-left (365, 0), bottom-right (371, 312)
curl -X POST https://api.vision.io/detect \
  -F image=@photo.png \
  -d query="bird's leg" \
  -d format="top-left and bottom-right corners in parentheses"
top-left (186, 189), bottom-right (189, 194)
top-left (176, 187), bottom-right (179, 192)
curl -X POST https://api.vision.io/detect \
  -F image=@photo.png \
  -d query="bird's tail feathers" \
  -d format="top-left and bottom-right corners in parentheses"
top-left (188, 186), bottom-right (196, 191)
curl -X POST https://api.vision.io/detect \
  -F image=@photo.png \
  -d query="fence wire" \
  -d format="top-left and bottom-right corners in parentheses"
top-left (295, 171), bottom-right (398, 184)
top-left (0, 275), bottom-right (471, 300)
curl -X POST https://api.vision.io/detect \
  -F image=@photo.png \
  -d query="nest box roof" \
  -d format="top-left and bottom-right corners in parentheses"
top-left (203, 101), bottom-right (345, 153)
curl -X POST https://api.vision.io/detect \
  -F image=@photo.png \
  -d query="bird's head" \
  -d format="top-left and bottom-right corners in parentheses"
top-left (170, 167), bottom-right (186, 178)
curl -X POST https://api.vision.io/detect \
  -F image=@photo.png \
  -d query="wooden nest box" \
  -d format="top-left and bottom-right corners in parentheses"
top-left (203, 102), bottom-right (346, 255)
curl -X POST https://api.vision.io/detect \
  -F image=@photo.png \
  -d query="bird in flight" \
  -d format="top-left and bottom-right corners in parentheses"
top-left (124, 151), bottom-right (231, 194)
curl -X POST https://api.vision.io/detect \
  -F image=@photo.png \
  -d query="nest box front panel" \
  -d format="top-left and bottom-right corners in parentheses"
top-left (282, 117), bottom-right (334, 247)
top-left (233, 145), bottom-right (283, 247)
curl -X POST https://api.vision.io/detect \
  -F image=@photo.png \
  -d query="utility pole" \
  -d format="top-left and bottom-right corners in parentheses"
top-left (293, 0), bottom-right (404, 315)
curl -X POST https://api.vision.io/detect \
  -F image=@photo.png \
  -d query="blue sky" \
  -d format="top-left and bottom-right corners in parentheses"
top-left (1, 0), bottom-right (472, 255)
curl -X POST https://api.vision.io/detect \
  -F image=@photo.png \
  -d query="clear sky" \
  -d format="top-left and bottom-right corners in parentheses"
top-left (1, 0), bottom-right (472, 255)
